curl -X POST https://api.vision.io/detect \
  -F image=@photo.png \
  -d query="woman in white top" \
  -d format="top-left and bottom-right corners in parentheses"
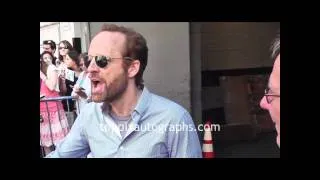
top-left (56, 40), bottom-right (73, 96)
top-left (71, 52), bottom-right (92, 115)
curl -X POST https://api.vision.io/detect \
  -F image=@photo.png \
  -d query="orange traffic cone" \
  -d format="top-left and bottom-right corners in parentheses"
top-left (202, 120), bottom-right (215, 158)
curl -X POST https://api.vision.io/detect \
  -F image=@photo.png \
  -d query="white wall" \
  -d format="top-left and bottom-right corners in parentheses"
top-left (59, 22), bottom-right (75, 45)
top-left (89, 22), bottom-right (191, 112)
top-left (41, 22), bottom-right (88, 56)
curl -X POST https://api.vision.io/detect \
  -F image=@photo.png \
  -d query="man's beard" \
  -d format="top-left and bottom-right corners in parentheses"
top-left (91, 72), bottom-right (128, 103)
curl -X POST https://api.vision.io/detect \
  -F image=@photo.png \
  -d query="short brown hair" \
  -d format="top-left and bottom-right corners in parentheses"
top-left (100, 24), bottom-right (148, 89)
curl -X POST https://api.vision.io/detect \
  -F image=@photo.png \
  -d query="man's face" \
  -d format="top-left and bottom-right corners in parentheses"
top-left (260, 54), bottom-right (280, 147)
top-left (87, 31), bottom-right (129, 103)
top-left (43, 44), bottom-right (54, 54)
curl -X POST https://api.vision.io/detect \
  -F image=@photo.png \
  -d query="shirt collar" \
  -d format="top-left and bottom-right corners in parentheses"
top-left (99, 86), bottom-right (151, 117)
top-left (134, 87), bottom-right (151, 116)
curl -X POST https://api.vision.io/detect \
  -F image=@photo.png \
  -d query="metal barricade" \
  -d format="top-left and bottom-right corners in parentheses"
top-left (40, 96), bottom-right (80, 157)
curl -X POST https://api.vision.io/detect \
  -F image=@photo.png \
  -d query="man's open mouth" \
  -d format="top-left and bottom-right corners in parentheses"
top-left (91, 78), bottom-right (105, 95)
top-left (92, 80), bottom-right (100, 87)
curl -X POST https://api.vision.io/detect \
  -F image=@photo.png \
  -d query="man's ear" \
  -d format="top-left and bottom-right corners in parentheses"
top-left (127, 60), bottom-right (140, 78)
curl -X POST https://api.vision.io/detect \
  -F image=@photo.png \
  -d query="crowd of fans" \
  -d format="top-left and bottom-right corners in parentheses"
top-left (40, 40), bottom-right (91, 155)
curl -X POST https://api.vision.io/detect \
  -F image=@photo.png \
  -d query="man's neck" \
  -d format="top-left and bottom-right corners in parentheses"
top-left (109, 83), bottom-right (142, 118)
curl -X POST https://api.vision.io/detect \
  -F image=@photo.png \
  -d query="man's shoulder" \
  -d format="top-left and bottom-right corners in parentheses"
top-left (146, 92), bottom-right (195, 126)
top-left (81, 102), bottom-right (102, 114)
top-left (149, 92), bottom-right (189, 117)
top-left (77, 102), bottom-right (103, 120)
top-left (75, 102), bottom-right (103, 126)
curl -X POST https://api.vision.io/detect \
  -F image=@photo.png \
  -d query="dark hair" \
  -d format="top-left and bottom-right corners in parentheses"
top-left (271, 30), bottom-right (280, 61)
top-left (99, 24), bottom-right (148, 89)
top-left (58, 40), bottom-right (73, 61)
top-left (67, 49), bottom-right (80, 67)
top-left (79, 52), bottom-right (90, 67)
top-left (79, 52), bottom-right (88, 60)
top-left (40, 51), bottom-right (55, 76)
top-left (43, 40), bottom-right (56, 51)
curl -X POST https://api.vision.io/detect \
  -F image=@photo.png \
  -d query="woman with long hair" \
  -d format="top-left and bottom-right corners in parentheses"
top-left (40, 51), bottom-right (69, 155)
top-left (56, 40), bottom-right (73, 96)
top-left (57, 40), bottom-right (73, 65)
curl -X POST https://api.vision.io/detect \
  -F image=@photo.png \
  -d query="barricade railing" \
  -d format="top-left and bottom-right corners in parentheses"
top-left (40, 96), bottom-right (80, 157)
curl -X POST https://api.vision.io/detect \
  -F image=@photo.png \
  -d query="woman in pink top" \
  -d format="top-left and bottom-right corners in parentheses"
top-left (40, 51), bottom-right (69, 155)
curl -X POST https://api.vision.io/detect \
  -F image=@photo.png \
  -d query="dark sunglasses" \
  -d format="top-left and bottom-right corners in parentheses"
top-left (59, 47), bottom-right (67, 50)
top-left (86, 55), bottom-right (134, 68)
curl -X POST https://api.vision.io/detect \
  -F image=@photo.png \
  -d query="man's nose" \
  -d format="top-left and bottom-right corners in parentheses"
top-left (260, 96), bottom-right (269, 110)
top-left (87, 59), bottom-right (99, 73)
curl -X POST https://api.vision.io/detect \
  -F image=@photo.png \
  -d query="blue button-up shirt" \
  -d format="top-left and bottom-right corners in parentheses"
top-left (46, 87), bottom-right (202, 158)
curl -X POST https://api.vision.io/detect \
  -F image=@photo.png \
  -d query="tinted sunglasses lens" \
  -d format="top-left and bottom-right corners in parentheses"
top-left (95, 56), bottom-right (108, 68)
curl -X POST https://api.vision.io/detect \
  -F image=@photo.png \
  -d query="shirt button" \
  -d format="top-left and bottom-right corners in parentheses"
top-left (120, 146), bottom-right (124, 150)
